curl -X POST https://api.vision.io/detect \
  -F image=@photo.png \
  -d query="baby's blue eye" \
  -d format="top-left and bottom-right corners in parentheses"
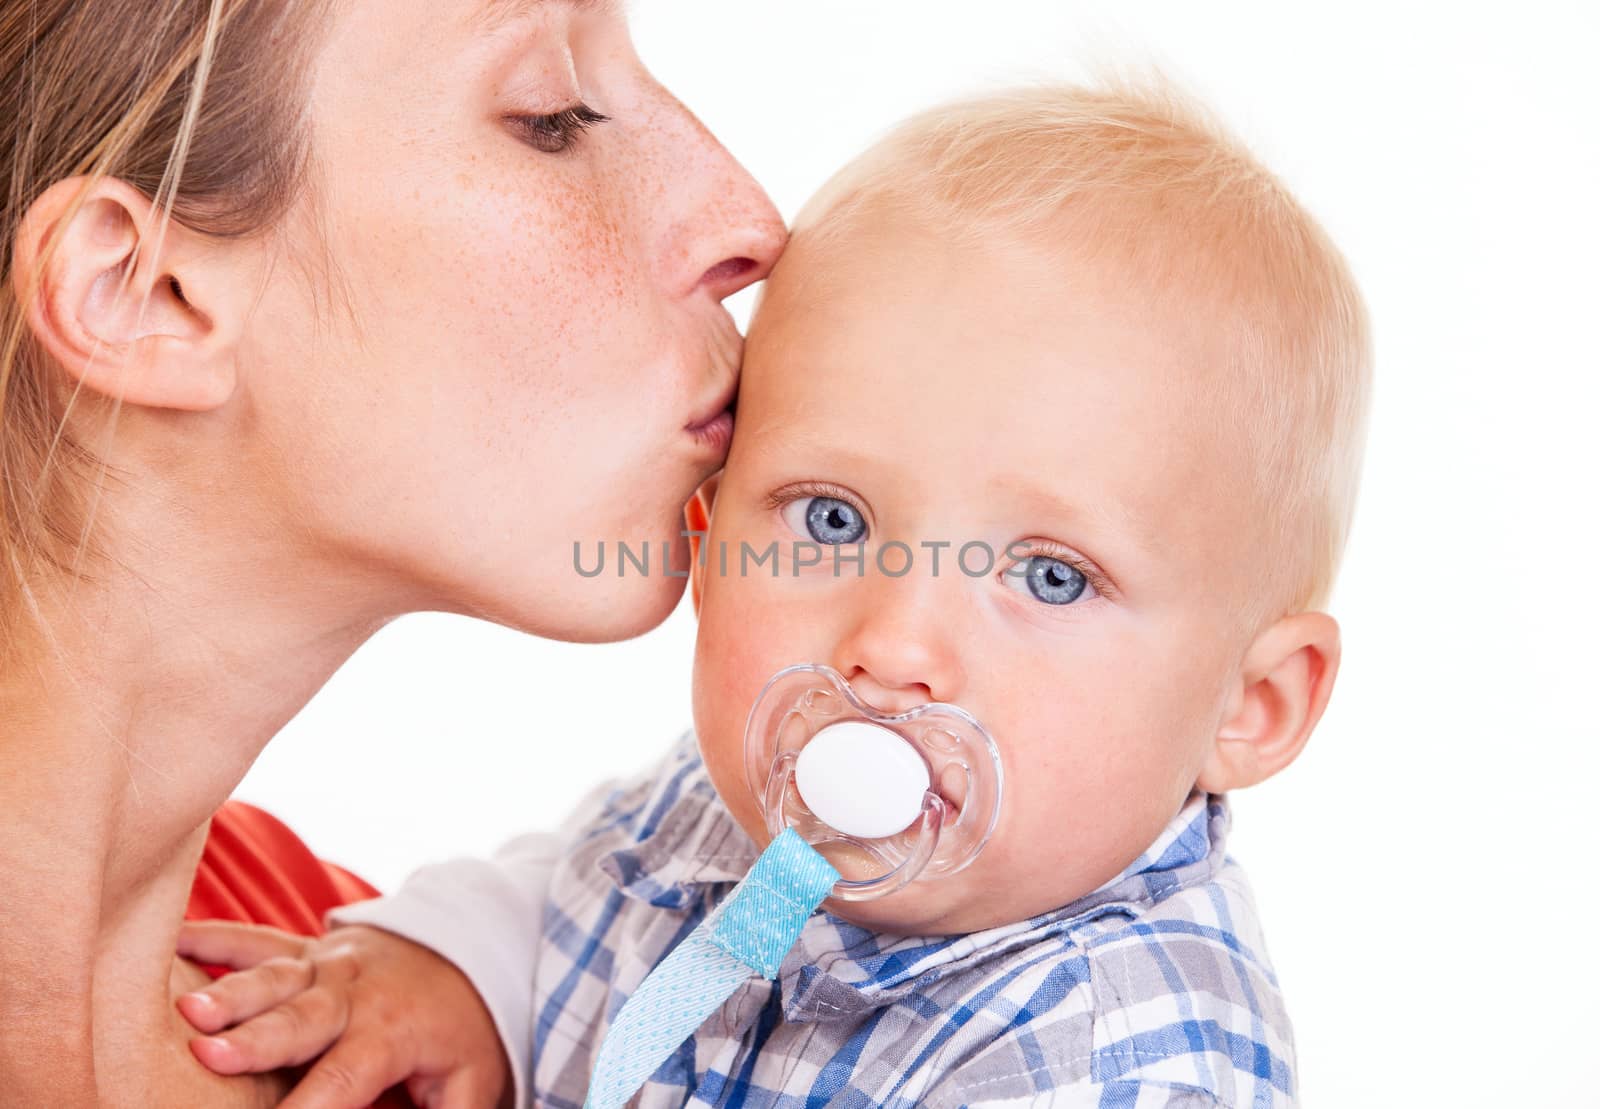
top-left (1006, 555), bottom-right (1090, 606)
top-left (784, 495), bottom-right (867, 545)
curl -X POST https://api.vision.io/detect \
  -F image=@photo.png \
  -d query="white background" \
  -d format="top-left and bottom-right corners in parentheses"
top-left (239, 3), bottom-right (1600, 1106)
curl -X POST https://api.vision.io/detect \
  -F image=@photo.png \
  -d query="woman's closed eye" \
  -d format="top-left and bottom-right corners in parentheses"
top-left (507, 103), bottom-right (610, 154)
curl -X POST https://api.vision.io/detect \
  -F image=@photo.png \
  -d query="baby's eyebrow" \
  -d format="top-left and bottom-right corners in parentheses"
top-left (1004, 479), bottom-right (1161, 563)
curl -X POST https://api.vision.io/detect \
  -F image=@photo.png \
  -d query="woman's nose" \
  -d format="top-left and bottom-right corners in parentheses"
top-left (649, 90), bottom-right (787, 302)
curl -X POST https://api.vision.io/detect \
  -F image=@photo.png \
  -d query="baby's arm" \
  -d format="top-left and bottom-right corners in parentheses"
top-left (329, 830), bottom-right (562, 1105)
top-left (178, 831), bottom-right (562, 1109)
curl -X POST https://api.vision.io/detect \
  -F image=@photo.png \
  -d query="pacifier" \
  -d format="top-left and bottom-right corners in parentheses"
top-left (742, 664), bottom-right (1004, 901)
top-left (586, 666), bottom-right (1006, 1106)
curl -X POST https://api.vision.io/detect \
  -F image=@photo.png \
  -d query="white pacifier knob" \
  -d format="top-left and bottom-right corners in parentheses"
top-left (745, 663), bottom-right (1004, 899)
top-left (794, 721), bottom-right (930, 840)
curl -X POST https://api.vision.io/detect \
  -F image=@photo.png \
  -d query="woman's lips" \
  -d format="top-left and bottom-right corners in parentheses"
top-left (685, 407), bottom-right (735, 453)
top-left (684, 310), bottom-right (743, 453)
top-left (686, 374), bottom-right (739, 453)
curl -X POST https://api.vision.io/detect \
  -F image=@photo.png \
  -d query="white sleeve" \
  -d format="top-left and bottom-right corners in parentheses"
top-left (325, 830), bottom-right (562, 1109)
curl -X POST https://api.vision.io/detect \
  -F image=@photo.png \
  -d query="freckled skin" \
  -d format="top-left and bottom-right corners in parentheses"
top-left (243, 0), bottom-right (784, 643)
top-left (691, 216), bottom-right (1268, 936)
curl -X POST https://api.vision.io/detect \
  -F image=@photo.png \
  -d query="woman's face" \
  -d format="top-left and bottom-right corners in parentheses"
top-left (247, 0), bottom-right (784, 640)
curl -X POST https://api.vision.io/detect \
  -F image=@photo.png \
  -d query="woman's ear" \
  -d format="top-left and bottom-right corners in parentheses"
top-left (683, 472), bottom-right (722, 616)
top-left (1197, 610), bottom-right (1342, 793)
top-left (10, 176), bottom-right (249, 411)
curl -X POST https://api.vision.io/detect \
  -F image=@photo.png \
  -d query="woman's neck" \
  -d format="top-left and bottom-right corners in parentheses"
top-left (93, 820), bottom-right (294, 1108)
top-left (0, 491), bottom-right (396, 1104)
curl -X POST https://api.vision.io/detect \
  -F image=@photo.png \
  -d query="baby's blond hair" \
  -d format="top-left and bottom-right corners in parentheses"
top-left (795, 79), bottom-right (1372, 622)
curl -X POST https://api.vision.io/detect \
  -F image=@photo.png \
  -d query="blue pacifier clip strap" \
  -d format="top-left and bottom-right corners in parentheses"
top-left (584, 828), bottom-right (840, 1109)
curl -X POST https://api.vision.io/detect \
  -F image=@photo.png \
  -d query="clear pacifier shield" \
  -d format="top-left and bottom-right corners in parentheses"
top-left (742, 664), bottom-right (1004, 900)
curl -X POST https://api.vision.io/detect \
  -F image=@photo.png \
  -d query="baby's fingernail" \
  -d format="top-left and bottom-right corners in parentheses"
top-left (197, 1035), bottom-right (234, 1060)
top-left (178, 992), bottom-right (220, 1026)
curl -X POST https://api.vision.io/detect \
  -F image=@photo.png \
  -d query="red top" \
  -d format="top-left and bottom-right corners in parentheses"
top-left (186, 800), bottom-right (417, 1109)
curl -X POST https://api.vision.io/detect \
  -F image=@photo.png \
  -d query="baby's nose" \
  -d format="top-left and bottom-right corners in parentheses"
top-left (843, 670), bottom-right (936, 716)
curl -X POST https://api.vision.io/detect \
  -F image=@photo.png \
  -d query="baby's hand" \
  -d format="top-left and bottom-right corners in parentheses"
top-left (176, 921), bottom-right (509, 1109)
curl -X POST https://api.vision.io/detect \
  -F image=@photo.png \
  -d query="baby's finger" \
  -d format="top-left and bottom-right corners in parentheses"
top-left (431, 1066), bottom-right (505, 1109)
top-left (278, 1038), bottom-right (408, 1109)
top-left (186, 986), bottom-right (348, 1076)
top-left (177, 955), bottom-right (315, 1034)
top-left (177, 920), bottom-right (307, 969)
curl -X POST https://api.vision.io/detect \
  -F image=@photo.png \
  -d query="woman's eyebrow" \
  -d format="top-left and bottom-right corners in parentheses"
top-left (472, 0), bottom-right (609, 34)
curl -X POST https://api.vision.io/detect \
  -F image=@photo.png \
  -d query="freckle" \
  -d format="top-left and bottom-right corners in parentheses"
top-left (456, 172), bottom-right (473, 190)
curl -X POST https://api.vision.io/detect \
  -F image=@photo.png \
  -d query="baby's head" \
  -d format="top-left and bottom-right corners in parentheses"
top-left (686, 80), bottom-right (1371, 935)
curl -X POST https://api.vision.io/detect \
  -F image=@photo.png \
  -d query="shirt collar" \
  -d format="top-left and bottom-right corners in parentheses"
top-left (594, 739), bottom-right (757, 909)
top-left (597, 733), bottom-right (1230, 1022)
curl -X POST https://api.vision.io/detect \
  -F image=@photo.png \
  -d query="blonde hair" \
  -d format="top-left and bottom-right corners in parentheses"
top-left (1, 0), bottom-right (332, 660)
top-left (795, 80), bottom-right (1372, 621)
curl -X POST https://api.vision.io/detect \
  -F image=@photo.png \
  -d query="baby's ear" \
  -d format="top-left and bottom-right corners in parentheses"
top-left (683, 472), bottom-right (722, 616)
top-left (1197, 611), bottom-right (1341, 793)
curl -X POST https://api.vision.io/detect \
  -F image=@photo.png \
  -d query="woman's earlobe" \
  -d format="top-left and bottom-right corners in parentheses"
top-left (11, 176), bottom-right (241, 412)
top-left (1197, 611), bottom-right (1342, 793)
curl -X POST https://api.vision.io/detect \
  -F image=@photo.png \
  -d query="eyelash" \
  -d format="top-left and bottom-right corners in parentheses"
top-left (763, 483), bottom-right (1118, 601)
top-left (1008, 537), bottom-right (1118, 603)
top-left (509, 104), bottom-right (609, 154)
top-left (763, 481), bottom-right (865, 521)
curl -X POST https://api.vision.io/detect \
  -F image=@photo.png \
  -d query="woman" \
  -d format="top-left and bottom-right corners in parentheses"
top-left (0, 0), bottom-right (784, 1104)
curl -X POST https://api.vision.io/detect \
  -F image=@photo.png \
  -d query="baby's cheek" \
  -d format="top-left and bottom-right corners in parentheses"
top-left (702, 569), bottom-right (823, 679)
top-left (697, 592), bottom-right (777, 702)
top-left (694, 575), bottom-right (851, 843)
top-left (986, 717), bottom-right (1182, 898)
top-left (693, 602), bottom-right (774, 793)
top-left (985, 792), bottom-right (1141, 916)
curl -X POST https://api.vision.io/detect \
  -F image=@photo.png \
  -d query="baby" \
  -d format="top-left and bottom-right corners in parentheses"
top-left (180, 80), bottom-right (1369, 1108)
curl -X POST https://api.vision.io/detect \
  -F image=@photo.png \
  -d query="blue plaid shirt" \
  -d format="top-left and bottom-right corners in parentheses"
top-left (525, 733), bottom-right (1295, 1107)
